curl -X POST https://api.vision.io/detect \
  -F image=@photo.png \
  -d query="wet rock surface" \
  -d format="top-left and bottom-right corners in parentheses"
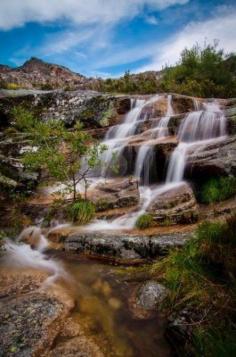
top-left (0, 268), bottom-right (104, 357)
top-left (147, 182), bottom-right (199, 224)
top-left (64, 231), bottom-right (191, 262)
top-left (186, 135), bottom-right (236, 178)
top-left (90, 178), bottom-right (139, 211)
top-left (137, 281), bottom-right (169, 310)
top-left (0, 293), bottom-right (65, 356)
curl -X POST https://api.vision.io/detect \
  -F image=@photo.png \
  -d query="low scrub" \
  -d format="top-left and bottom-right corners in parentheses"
top-left (135, 214), bottom-right (154, 229)
top-left (200, 176), bottom-right (236, 203)
top-left (67, 200), bottom-right (95, 224)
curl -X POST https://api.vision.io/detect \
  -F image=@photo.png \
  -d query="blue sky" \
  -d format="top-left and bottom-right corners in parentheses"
top-left (0, 0), bottom-right (235, 77)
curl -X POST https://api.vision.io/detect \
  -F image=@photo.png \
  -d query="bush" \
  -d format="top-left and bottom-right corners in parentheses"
top-left (11, 106), bottom-right (36, 131)
top-left (67, 200), bottom-right (95, 224)
top-left (135, 214), bottom-right (154, 229)
top-left (161, 43), bottom-right (236, 98)
top-left (200, 177), bottom-right (236, 204)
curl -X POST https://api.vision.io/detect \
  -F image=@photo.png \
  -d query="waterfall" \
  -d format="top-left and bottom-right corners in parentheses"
top-left (3, 227), bottom-right (70, 286)
top-left (166, 101), bottom-right (227, 183)
top-left (82, 97), bottom-right (227, 232)
top-left (153, 94), bottom-right (174, 139)
top-left (100, 95), bottom-right (160, 177)
top-left (134, 145), bottom-right (154, 185)
top-left (134, 94), bottom-right (174, 184)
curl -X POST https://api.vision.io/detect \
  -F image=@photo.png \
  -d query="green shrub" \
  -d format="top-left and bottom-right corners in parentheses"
top-left (11, 106), bottom-right (36, 131)
top-left (67, 200), bottom-right (95, 224)
top-left (201, 177), bottom-right (236, 204)
top-left (135, 214), bottom-right (154, 229)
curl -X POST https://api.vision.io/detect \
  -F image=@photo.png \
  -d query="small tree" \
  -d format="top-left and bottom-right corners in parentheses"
top-left (12, 107), bottom-right (106, 202)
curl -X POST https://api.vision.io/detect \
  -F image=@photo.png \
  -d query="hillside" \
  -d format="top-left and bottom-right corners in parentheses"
top-left (0, 57), bottom-right (99, 90)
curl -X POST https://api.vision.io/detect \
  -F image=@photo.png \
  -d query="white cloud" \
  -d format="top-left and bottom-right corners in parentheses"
top-left (0, 0), bottom-right (188, 30)
top-left (136, 6), bottom-right (236, 72)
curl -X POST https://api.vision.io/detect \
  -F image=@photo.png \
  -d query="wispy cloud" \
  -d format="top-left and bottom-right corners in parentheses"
top-left (0, 0), bottom-right (189, 30)
top-left (136, 5), bottom-right (236, 72)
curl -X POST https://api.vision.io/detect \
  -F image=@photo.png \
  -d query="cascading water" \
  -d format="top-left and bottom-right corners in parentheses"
top-left (152, 94), bottom-right (174, 139)
top-left (134, 94), bottom-right (174, 184)
top-left (2, 227), bottom-right (69, 286)
top-left (100, 95), bottom-right (160, 177)
top-left (82, 97), bottom-right (227, 232)
top-left (166, 101), bottom-right (227, 183)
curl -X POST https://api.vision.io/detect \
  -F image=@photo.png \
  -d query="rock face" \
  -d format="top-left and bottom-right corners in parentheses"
top-left (147, 182), bottom-right (199, 224)
top-left (64, 231), bottom-right (191, 262)
top-left (186, 135), bottom-right (236, 178)
top-left (90, 178), bottom-right (139, 211)
top-left (0, 89), bottom-right (131, 128)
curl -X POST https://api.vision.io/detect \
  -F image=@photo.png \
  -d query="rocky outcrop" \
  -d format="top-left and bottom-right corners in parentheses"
top-left (90, 178), bottom-right (139, 211)
top-left (185, 135), bottom-right (236, 178)
top-left (0, 89), bottom-right (131, 128)
top-left (64, 231), bottom-right (191, 262)
top-left (147, 182), bottom-right (199, 224)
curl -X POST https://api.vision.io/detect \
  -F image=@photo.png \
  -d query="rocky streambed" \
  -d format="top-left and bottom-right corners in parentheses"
top-left (0, 237), bottom-right (173, 357)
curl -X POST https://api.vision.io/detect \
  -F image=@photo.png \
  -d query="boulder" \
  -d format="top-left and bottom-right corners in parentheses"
top-left (137, 281), bottom-right (169, 310)
top-left (128, 280), bottom-right (169, 320)
top-left (185, 135), bottom-right (236, 179)
top-left (147, 182), bottom-right (198, 224)
top-left (64, 231), bottom-right (191, 262)
top-left (90, 178), bottom-right (139, 211)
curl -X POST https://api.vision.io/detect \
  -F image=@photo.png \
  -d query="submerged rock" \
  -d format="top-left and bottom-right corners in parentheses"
top-left (137, 281), bottom-right (169, 310)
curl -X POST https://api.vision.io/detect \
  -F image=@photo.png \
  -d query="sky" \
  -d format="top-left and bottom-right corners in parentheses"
top-left (0, 0), bottom-right (235, 77)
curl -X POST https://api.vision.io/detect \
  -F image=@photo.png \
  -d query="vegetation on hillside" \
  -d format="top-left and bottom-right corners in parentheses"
top-left (161, 43), bottom-right (236, 98)
top-left (97, 43), bottom-right (236, 98)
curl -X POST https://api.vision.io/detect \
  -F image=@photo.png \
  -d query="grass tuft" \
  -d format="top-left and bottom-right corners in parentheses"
top-left (135, 214), bottom-right (154, 229)
top-left (67, 200), bottom-right (95, 224)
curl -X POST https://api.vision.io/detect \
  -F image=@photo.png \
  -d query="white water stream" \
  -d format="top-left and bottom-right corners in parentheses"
top-left (3, 227), bottom-right (69, 286)
top-left (166, 101), bottom-right (227, 183)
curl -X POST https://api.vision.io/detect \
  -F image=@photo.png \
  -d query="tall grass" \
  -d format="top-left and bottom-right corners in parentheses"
top-left (67, 200), bottom-right (95, 224)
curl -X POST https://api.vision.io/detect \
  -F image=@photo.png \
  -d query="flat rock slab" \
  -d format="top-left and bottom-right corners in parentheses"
top-left (65, 231), bottom-right (191, 262)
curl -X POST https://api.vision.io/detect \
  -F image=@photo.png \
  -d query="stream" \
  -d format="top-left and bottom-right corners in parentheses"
top-left (1, 232), bottom-right (172, 357)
